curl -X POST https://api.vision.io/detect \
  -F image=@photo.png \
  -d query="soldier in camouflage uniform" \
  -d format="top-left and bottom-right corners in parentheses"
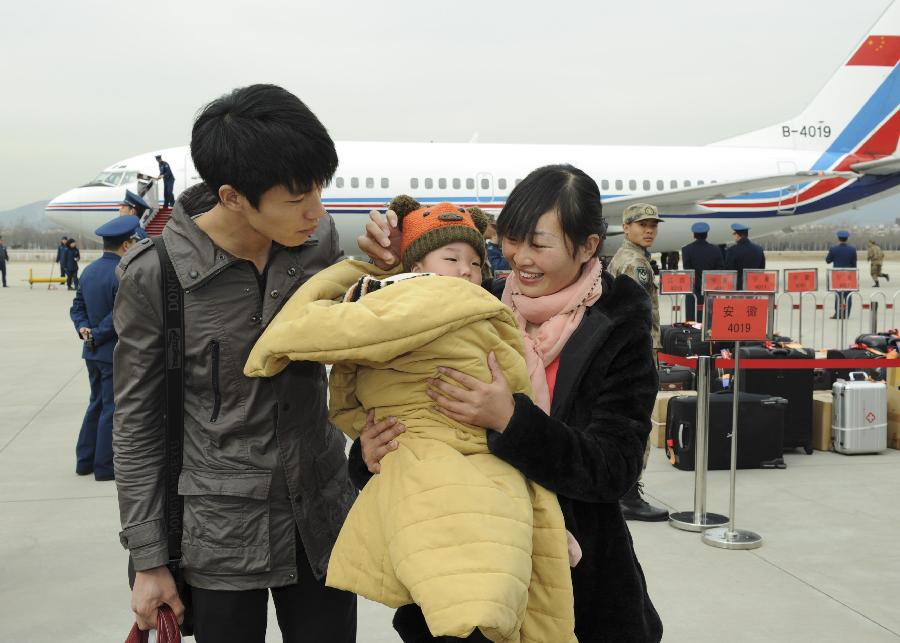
top-left (867, 240), bottom-right (889, 287)
top-left (607, 203), bottom-right (668, 522)
top-left (609, 203), bottom-right (662, 354)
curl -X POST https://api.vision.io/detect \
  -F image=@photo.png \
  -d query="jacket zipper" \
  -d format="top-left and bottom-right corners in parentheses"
top-left (210, 340), bottom-right (221, 422)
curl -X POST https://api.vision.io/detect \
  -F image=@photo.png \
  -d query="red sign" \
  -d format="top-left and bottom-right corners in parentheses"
top-left (743, 270), bottom-right (778, 292)
top-left (703, 272), bottom-right (738, 293)
top-left (785, 269), bottom-right (817, 293)
top-left (829, 269), bottom-right (859, 292)
top-left (660, 271), bottom-right (694, 294)
top-left (709, 297), bottom-right (771, 341)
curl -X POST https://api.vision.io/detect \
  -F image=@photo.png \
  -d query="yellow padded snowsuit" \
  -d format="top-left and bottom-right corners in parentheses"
top-left (245, 260), bottom-right (576, 643)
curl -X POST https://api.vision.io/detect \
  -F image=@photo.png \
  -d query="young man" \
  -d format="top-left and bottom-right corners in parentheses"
top-left (69, 215), bottom-right (137, 480)
top-left (725, 222), bottom-right (765, 289)
top-left (608, 203), bottom-right (668, 523)
top-left (867, 239), bottom-right (889, 287)
top-left (113, 85), bottom-right (356, 643)
top-left (56, 236), bottom-right (68, 278)
top-left (826, 230), bottom-right (857, 319)
top-left (156, 154), bottom-right (177, 208)
top-left (0, 235), bottom-right (8, 287)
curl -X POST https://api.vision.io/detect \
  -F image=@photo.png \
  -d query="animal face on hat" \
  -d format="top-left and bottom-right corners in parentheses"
top-left (397, 201), bottom-right (488, 271)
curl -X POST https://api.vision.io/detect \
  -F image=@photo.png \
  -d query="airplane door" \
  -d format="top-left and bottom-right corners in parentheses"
top-left (776, 161), bottom-right (799, 215)
top-left (476, 172), bottom-right (494, 203)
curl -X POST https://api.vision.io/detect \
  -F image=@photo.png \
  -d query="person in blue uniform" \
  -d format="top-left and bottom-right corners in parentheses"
top-left (681, 221), bottom-right (724, 321)
top-left (155, 154), bottom-right (176, 208)
top-left (725, 222), bottom-right (765, 288)
top-left (482, 211), bottom-right (511, 275)
top-left (0, 236), bottom-right (8, 287)
top-left (63, 239), bottom-right (81, 290)
top-left (69, 215), bottom-right (138, 480)
top-left (56, 236), bottom-right (68, 278)
top-left (118, 190), bottom-right (149, 240)
top-left (826, 230), bottom-right (858, 319)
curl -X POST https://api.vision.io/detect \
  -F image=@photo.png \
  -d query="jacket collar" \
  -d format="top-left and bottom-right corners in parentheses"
top-left (162, 183), bottom-right (319, 291)
top-left (622, 238), bottom-right (650, 257)
top-left (550, 270), bottom-right (653, 418)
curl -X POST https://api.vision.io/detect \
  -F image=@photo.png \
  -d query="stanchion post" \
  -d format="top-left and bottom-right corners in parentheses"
top-left (669, 356), bottom-right (728, 532)
top-left (871, 300), bottom-right (879, 335)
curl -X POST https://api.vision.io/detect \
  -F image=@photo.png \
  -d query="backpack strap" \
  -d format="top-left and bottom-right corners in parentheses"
top-left (153, 237), bottom-right (185, 569)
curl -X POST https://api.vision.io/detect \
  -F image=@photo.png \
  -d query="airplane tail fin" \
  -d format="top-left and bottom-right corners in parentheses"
top-left (714, 1), bottom-right (900, 160)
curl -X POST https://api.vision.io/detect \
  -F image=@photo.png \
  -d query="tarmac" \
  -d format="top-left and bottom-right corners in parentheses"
top-left (1, 255), bottom-right (899, 642)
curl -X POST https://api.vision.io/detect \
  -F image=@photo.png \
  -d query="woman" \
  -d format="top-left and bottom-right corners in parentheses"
top-left (63, 239), bottom-right (80, 290)
top-left (355, 164), bottom-right (663, 642)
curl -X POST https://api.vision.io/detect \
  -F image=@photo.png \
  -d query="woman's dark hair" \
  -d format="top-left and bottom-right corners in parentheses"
top-left (496, 164), bottom-right (606, 256)
top-left (190, 84), bottom-right (338, 209)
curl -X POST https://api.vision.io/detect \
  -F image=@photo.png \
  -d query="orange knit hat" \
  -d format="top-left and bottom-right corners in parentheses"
top-left (397, 201), bottom-right (488, 271)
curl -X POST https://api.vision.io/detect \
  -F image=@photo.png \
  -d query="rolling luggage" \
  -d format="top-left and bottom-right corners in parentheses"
top-left (661, 324), bottom-right (708, 357)
top-left (665, 391), bottom-right (787, 471)
top-left (738, 346), bottom-right (815, 454)
top-left (825, 348), bottom-right (885, 384)
top-left (832, 376), bottom-right (887, 454)
top-left (658, 363), bottom-right (694, 391)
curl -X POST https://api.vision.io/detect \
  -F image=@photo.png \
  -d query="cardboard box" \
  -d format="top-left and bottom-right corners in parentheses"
top-left (812, 391), bottom-right (834, 451)
top-left (888, 368), bottom-right (900, 449)
top-left (651, 391), bottom-right (697, 448)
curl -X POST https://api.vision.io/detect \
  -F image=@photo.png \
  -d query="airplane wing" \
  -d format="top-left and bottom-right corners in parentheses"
top-left (601, 170), bottom-right (857, 218)
top-left (851, 156), bottom-right (900, 175)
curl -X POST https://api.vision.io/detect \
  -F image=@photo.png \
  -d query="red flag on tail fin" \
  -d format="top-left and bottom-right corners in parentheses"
top-left (847, 35), bottom-right (900, 66)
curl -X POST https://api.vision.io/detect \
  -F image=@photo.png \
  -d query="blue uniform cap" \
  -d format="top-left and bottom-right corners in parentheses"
top-left (731, 223), bottom-right (750, 232)
top-left (836, 230), bottom-right (850, 240)
top-left (121, 190), bottom-right (151, 214)
top-left (95, 215), bottom-right (141, 239)
top-left (691, 222), bottom-right (710, 234)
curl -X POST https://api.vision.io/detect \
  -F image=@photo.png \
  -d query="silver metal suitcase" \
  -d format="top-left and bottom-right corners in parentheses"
top-left (831, 374), bottom-right (887, 454)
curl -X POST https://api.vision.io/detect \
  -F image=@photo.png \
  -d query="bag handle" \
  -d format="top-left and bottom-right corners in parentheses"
top-left (125, 605), bottom-right (181, 643)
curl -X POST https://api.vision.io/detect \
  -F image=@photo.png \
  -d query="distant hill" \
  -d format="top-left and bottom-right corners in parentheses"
top-left (0, 200), bottom-right (52, 231)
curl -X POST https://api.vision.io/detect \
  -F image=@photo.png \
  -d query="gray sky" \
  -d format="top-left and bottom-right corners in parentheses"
top-left (0, 0), bottom-right (891, 210)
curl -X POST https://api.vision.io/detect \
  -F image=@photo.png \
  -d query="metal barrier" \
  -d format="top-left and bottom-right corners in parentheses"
top-left (27, 268), bottom-right (66, 288)
top-left (774, 293), bottom-right (794, 338)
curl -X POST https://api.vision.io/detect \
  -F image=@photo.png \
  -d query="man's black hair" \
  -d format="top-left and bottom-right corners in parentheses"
top-left (734, 230), bottom-right (749, 238)
top-left (497, 164), bottom-right (607, 257)
top-left (102, 234), bottom-right (132, 251)
top-left (191, 84), bottom-right (338, 209)
top-left (694, 232), bottom-right (708, 240)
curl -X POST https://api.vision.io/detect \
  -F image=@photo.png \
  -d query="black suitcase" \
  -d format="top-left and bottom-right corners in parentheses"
top-left (738, 346), bottom-right (815, 454)
top-left (658, 363), bottom-right (695, 391)
top-left (813, 368), bottom-right (832, 391)
top-left (661, 324), bottom-right (708, 357)
top-left (665, 392), bottom-right (786, 471)
top-left (826, 348), bottom-right (885, 383)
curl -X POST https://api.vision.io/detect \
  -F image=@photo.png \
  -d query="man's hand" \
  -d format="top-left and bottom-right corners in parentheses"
top-left (79, 328), bottom-right (92, 340)
top-left (357, 209), bottom-right (401, 270)
top-left (132, 566), bottom-right (185, 630)
top-left (360, 410), bottom-right (405, 474)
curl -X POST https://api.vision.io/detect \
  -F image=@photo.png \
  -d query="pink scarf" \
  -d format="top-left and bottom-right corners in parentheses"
top-left (502, 258), bottom-right (604, 413)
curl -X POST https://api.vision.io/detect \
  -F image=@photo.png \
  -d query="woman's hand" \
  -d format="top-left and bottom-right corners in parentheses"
top-left (427, 352), bottom-right (516, 432)
top-left (360, 410), bottom-right (405, 474)
top-left (357, 209), bottom-right (402, 270)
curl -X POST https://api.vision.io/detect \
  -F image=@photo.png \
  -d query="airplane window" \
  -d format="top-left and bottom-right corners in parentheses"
top-left (336, 177), bottom-right (345, 188)
top-left (656, 180), bottom-right (664, 190)
top-left (498, 178), bottom-right (507, 190)
top-left (351, 177), bottom-right (359, 188)
top-left (684, 180), bottom-right (692, 187)
top-left (88, 171), bottom-right (124, 187)
top-left (670, 180), bottom-right (677, 189)
top-left (452, 178), bottom-right (461, 189)
top-left (615, 180), bottom-right (623, 191)
top-left (125, 171), bottom-right (139, 184)
top-left (411, 178), bottom-right (419, 189)
top-left (628, 180), bottom-right (637, 191)
top-left (642, 180), bottom-right (651, 191)
top-left (439, 178), bottom-right (447, 189)
top-left (425, 178), bottom-right (434, 189)
top-left (366, 177), bottom-right (374, 189)
top-left (381, 178), bottom-right (389, 189)
top-left (697, 180), bottom-right (705, 186)
top-left (515, 178), bottom-right (522, 186)
top-left (601, 180), bottom-right (609, 190)
top-left (711, 180), bottom-right (718, 184)
top-left (481, 178), bottom-right (489, 189)
top-left (466, 178), bottom-right (475, 190)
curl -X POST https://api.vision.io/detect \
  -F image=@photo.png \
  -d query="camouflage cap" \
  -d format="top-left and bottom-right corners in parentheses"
top-left (623, 203), bottom-right (664, 224)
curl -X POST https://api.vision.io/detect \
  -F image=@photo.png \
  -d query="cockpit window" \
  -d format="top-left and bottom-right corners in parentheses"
top-left (124, 171), bottom-right (139, 184)
top-left (85, 171), bottom-right (124, 187)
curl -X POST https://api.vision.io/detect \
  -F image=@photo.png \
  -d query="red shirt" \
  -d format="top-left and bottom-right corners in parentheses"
top-left (545, 356), bottom-right (561, 404)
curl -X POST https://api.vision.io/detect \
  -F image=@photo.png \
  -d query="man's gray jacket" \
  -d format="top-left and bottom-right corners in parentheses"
top-left (112, 184), bottom-right (356, 590)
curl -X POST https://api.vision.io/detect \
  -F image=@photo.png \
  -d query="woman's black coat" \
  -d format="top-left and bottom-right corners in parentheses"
top-left (349, 270), bottom-right (663, 642)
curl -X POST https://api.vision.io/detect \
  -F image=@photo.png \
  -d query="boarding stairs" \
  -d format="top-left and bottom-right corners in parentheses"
top-left (143, 207), bottom-right (173, 236)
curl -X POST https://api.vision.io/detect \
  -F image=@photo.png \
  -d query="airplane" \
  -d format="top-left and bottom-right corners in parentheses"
top-left (46, 1), bottom-right (900, 259)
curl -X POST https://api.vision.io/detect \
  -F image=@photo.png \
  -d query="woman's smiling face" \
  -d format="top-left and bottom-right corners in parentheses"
top-left (501, 210), bottom-right (599, 297)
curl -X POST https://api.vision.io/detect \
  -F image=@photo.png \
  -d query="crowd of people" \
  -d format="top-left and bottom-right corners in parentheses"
top-left (49, 83), bottom-right (892, 642)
